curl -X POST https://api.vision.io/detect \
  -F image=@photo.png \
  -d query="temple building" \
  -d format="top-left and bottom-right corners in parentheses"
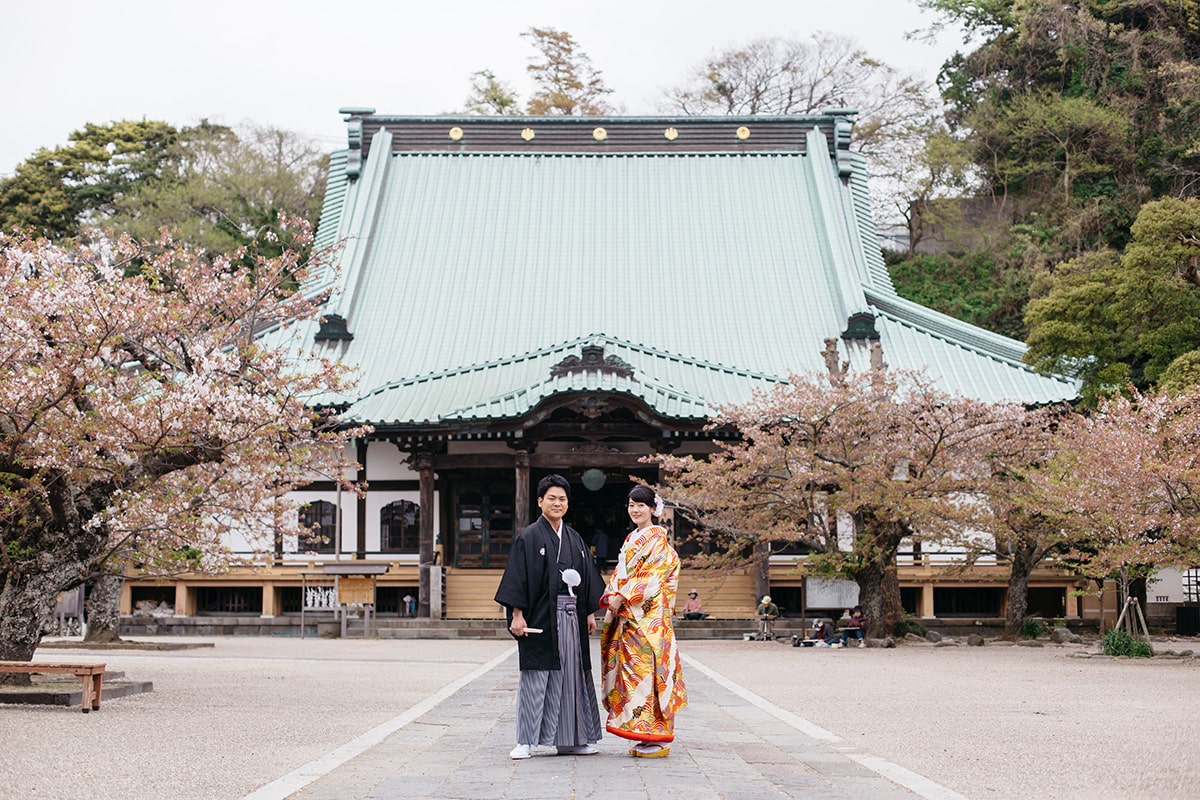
top-left (124, 109), bottom-right (1091, 628)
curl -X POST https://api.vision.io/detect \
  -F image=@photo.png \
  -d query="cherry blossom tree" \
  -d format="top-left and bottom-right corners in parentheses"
top-left (0, 221), bottom-right (360, 666)
top-left (654, 361), bottom-right (1027, 636)
top-left (1047, 391), bottom-right (1200, 634)
top-left (970, 405), bottom-right (1078, 638)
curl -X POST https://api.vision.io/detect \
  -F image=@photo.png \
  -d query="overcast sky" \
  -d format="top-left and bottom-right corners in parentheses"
top-left (0, 0), bottom-right (967, 175)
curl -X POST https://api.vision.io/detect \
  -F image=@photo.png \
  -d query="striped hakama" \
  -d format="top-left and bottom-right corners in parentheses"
top-left (515, 595), bottom-right (603, 747)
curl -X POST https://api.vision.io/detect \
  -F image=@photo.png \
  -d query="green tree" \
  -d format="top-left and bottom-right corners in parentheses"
top-left (1024, 198), bottom-right (1200, 399)
top-left (0, 120), bottom-right (178, 240)
top-left (0, 121), bottom-right (327, 261)
top-left (880, 125), bottom-right (974, 256)
top-left (463, 69), bottom-right (522, 115)
top-left (922, 0), bottom-right (1200, 242)
top-left (887, 249), bottom-right (1031, 339)
top-left (970, 91), bottom-right (1131, 207)
top-left (884, 1), bottom-right (1200, 357)
top-left (109, 122), bottom-right (328, 259)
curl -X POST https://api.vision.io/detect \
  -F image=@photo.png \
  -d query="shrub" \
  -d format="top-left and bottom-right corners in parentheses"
top-left (1101, 628), bottom-right (1153, 658)
top-left (1022, 618), bottom-right (1047, 639)
top-left (892, 617), bottom-right (927, 638)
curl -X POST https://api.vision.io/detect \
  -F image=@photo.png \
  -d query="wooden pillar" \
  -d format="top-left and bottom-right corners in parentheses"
top-left (920, 584), bottom-right (935, 618)
top-left (174, 583), bottom-right (190, 616)
top-left (514, 449), bottom-right (531, 532)
top-left (415, 451), bottom-right (435, 619)
top-left (654, 435), bottom-right (681, 545)
top-left (355, 439), bottom-right (368, 558)
top-left (261, 584), bottom-right (276, 617)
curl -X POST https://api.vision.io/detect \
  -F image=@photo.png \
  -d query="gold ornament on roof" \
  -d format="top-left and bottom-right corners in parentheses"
top-left (664, 127), bottom-right (678, 141)
top-left (448, 126), bottom-right (463, 141)
top-left (736, 126), bottom-right (751, 140)
top-left (521, 127), bottom-right (535, 141)
top-left (593, 127), bottom-right (608, 141)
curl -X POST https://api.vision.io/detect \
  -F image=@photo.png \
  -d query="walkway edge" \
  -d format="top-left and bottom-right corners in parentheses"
top-left (681, 653), bottom-right (970, 800)
top-left (241, 647), bottom-right (516, 800)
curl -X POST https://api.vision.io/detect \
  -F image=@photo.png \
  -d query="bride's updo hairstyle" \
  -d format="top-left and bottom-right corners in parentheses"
top-left (628, 485), bottom-right (659, 518)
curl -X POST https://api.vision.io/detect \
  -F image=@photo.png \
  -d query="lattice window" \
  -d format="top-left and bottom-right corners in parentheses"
top-left (381, 500), bottom-right (420, 553)
top-left (454, 480), bottom-right (513, 569)
top-left (196, 587), bottom-right (263, 615)
top-left (1184, 569), bottom-right (1200, 604)
top-left (298, 500), bottom-right (338, 553)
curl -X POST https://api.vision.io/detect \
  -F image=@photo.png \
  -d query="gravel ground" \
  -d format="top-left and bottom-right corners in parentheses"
top-left (0, 638), bottom-right (513, 800)
top-left (1, 636), bottom-right (1197, 800)
top-left (681, 638), bottom-right (1200, 800)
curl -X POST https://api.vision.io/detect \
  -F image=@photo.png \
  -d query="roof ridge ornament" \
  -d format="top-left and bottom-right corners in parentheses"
top-left (842, 311), bottom-right (880, 341)
top-left (550, 344), bottom-right (634, 378)
top-left (339, 107), bottom-right (375, 180)
top-left (820, 107), bottom-right (858, 179)
top-left (314, 313), bottom-right (354, 342)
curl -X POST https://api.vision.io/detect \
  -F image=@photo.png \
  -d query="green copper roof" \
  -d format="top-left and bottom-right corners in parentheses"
top-left (291, 114), bottom-right (1077, 428)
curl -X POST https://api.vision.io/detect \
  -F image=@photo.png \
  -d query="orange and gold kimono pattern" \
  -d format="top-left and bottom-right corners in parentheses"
top-left (600, 524), bottom-right (688, 743)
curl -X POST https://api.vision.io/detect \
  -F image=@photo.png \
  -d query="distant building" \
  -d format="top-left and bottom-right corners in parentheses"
top-left (125, 110), bottom-right (1089, 628)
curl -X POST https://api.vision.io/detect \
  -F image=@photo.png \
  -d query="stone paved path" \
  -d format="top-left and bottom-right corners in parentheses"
top-left (270, 649), bottom-right (958, 800)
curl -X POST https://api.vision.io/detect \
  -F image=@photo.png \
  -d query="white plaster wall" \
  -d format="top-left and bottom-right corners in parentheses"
top-left (366, 441), bottom-right (419, 480)
top-left (1149, 568), bottom-right (1186, 603)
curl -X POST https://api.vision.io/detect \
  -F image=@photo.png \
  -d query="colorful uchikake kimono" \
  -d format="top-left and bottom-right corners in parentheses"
top-left (600, 524), bottom-right (688, 744)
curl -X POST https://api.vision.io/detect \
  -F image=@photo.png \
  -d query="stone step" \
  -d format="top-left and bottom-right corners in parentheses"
top-left (342, 617), bottom-right (812, 640)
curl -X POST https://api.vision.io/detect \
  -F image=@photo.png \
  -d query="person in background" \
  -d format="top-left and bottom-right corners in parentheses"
top-left (592, 526), bottom-right (610, 569)
top-left (494, 474), bottom-right (605, 760)
top-left (601, 485), bottom-right (688, 759)
top-left (810, 618), bottom-right (836, 646)
top-left (839, 605), bottom-right (868, 648)
top-left (756, 595), bottom-right (780, 640)
top-left (682, 589), bottom-right (707, 620)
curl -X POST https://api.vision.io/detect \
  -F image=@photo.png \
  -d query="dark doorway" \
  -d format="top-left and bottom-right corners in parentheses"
top-left (1026, 587), bottom-right (1067, 618)
top-left (934, 587), bottom-right (1004, 617)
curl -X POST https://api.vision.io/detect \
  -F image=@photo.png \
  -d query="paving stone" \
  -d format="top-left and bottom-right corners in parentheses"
top-left (286, 651), bottom-right (932, 800)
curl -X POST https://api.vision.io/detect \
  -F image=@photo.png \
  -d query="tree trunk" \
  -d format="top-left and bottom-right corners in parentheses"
top-left (1002, 544), bottom-right (1036, 640)
top-left (1094, 578), bottom-right (1108, 635)
top-left (83, 571), bottom-right (125, 644)
top-left (0, 564), bottom-right (84, 681)
top-left (854, 558), bottom-right (904, 638)
top-left (753, 540), bottom-right (771, 609)
top-left (1128, 574), bottom-right (1148, 633)
top-left (850, 515), bottom-right (905, 637)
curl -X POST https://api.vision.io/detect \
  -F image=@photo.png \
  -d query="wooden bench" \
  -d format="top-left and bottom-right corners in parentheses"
top-left (0, 661), bottom-right (106, 713)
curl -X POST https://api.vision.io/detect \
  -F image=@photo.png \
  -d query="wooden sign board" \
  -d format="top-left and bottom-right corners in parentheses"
top-left (338, 576), bottom-right (375, 606)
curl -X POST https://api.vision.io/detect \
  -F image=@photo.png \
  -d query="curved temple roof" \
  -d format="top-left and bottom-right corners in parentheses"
top-left (287, 112), bottom-right (1078, 431)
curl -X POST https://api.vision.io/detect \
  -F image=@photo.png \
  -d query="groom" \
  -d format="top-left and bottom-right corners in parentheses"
top-left (495, 474), bottom-right (605, 759)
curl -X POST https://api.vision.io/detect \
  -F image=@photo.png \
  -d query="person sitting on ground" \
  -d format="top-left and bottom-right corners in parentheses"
top-left (756, 595), bottom-right (780, 639)
top-left (682, 589), bottom-right (707, 620)
top-left (810, 618), bottom-right (836, 647)
top-left (838, 606), bottom-right (868, 648)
